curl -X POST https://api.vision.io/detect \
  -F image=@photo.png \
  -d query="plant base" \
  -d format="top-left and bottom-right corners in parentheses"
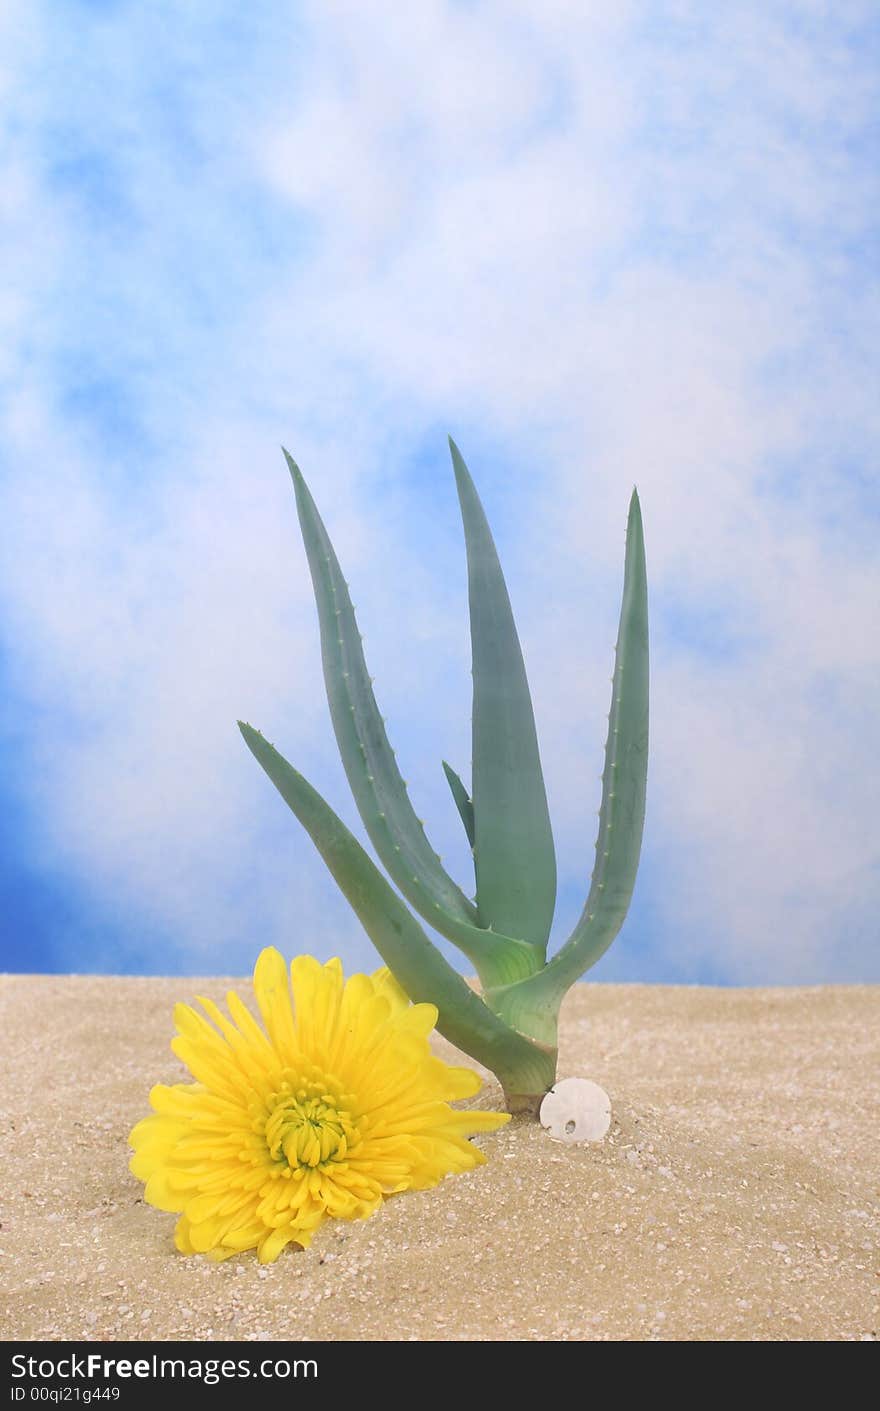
top-left (503, 1090), bottom-right (548, 1119)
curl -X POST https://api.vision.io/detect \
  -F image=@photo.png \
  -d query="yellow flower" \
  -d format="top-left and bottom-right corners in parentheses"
top-left (129, 948), bottom-right (509, 1262)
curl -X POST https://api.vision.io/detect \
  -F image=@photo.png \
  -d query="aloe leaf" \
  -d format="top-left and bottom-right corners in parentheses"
top-left (286, 451), bottom-right (476, 926)
top-left (238, 722), bottom-right (553, 1091)
top-left (285, 453), bottom-right (539, 986)
top-left (491, 489), bottom-right (648, 1030)
top-left (442, 760), bottom-right (475, 848)
top-left (450, 437), bottom-right (556, 950)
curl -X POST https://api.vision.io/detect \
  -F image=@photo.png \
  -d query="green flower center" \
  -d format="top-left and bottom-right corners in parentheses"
top-left (264, 1072), bottom-right (356, 1170)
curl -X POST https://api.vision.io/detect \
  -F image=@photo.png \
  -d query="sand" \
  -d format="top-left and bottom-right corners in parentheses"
top-left (1, 975), bottom-right (877, 1342)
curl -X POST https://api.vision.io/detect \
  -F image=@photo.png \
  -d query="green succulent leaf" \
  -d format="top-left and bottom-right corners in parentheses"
top-left (450, 437), bottom-right (556, 951)
top-left (442, 760), bottom-right (475, 848)
top-left (286, 451), bottom-right (476, 924)
top-left (285, 451), bottom-right (540, 988)
top-left (488, 488), bottom-right (648, 1039)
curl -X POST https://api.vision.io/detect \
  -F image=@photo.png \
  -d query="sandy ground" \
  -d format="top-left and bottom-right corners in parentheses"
top-left (0, 975), bottom-right (877, 1342)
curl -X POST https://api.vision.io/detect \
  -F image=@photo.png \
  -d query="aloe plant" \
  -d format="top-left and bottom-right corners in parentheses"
top-left (240, 438), bottom-right (648, 1115)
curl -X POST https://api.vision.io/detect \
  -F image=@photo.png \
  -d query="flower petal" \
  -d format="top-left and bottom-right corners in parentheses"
top-left (252, 946), bottom-right (298, 1060)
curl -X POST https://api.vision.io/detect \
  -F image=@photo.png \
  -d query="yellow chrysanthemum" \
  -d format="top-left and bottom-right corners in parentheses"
top-left (129, 948), bottom-right (509, 1262)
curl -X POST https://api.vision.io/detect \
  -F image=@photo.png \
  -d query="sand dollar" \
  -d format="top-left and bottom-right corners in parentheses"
top-left (540, 1077), bottom-right (611, 1144)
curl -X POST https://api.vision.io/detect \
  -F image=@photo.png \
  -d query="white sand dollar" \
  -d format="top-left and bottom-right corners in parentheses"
top-left (540, 1077), bottom-right (612, 1144)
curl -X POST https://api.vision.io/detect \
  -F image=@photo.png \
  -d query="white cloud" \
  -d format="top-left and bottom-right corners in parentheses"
top-left (1, 1), bottom-right (877, 980)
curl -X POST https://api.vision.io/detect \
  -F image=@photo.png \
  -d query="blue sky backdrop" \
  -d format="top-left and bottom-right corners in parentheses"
top-left (1, 1), bottom-right (878, 981)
